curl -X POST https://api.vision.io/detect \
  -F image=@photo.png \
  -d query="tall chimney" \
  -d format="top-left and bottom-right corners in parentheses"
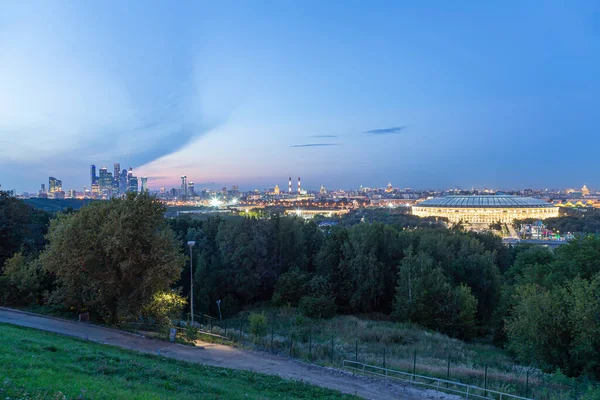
top-left (298, 177), bottom-right (301, 194)
top-left (288, 177), bottom-right (292, 194)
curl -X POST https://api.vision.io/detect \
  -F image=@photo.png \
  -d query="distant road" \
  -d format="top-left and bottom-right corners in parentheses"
top-left (0, 308), bottom-right (458, 400)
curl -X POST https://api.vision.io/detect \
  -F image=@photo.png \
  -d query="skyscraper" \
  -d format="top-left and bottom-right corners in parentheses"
top-left (119, 169), bottom-right (128, 194)
top-left (141, 177), bottom-right (148, 192)
top-left (187, 182), bottom-right (194, 197)
top-left (126, 167), bottom-right (138, 193)
top-left (113, 163), bottom-right (121, 194)
top-left (181, 175), bottom-right (187, 199)
top-left (98, 167), bottom-right (113, 196)
top-left (90, 165), bottom-right (97, 185)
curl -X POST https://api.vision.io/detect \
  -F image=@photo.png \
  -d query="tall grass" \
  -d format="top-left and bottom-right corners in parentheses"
top-left (200, 308), bottom-right (583, 400)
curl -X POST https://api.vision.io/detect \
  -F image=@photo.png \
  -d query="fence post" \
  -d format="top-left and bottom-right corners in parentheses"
top-left (309, 330), bottom-right (312, 360)
top-left (383, 347), bottom-right (386, 370)
top-left (413, 350), bottom-right (417, 379)
top-left (331, 333), bottom-right (334, 364)
top-left (446, 355), bottom-right (451, 388)
top-left (525, 370), bottom-right (529, 398)
top-left (484, 364), bottom-right (488, 397)
top-left (290, 332), bottom-right (294, 357)
top-left (271, 325), bottom-right (274, 351)
top-left (224, 320), bottom-right (227, 337)
top-left (239, 320), bottom-right (243, 341)
top-left (355, 339), bottom-right (358, 363)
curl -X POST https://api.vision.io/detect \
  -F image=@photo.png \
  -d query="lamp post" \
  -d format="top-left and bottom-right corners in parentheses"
top-left (187, 241), bottom-right (196, 325)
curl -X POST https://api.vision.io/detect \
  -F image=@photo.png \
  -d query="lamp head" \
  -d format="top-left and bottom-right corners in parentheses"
top-left (187, 241), bottom-right (196, 247)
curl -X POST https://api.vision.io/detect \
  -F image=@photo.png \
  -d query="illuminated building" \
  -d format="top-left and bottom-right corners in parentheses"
top-left (48, 177), bottom-right (62, 193)
top-left (412, 195), bottom-right (559, 225)
top-left (320, 185), bottom-right (327, 196)
top-left (187, 182), bottom-right (195, 197)
top-left (98, 167), bottom-right (114, 196)
top-left (274, 185), bottom-right (280, 195)
top-left (582, 185), bottom-right (590, 196)
top-left (181, 175), bottom-right (187, 199)
top-left (141, 177), bottom-right (148, 192)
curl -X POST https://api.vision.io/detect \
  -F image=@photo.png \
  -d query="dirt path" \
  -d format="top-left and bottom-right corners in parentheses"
top-left (0, 308), bottom-right (460, 400)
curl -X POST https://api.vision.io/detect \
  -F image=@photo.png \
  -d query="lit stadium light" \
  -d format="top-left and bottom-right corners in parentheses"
top-left (210, 197), bottom-right (221, 207)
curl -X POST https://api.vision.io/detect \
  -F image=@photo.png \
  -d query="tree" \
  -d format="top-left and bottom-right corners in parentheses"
top-left (0, 191), bottom-right (49, 270)
top-left (0, 252), bottom-right (46, 305)
top-left (392, 247), bottom-right (429, 322)
top-left (40, 193), bottom-right (185, 325)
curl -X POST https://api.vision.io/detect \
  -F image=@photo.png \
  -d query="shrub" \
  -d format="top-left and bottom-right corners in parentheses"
top-left (298, 296), bottom-right (337, 319)
top-left (141, 289), bottom-right (187, 329)
top-left (271, 269), bottom-right (310, 306)
top-left (248, 312), bottom-right (268, 337)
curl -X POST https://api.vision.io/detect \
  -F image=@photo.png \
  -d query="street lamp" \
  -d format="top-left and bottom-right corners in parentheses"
top-left (187, 241), bottom-right (196, 325)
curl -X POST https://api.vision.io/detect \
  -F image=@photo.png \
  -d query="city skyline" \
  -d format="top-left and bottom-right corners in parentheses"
top-left (1, 1), bottom-right (599, 192)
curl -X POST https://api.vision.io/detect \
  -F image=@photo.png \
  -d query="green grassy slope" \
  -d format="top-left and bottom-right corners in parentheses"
top-left (0, 323), bottom-right (355, 400)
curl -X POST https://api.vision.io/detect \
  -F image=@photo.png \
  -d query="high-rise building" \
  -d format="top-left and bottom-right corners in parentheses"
top-left (113, 163), bottom-right (121, 194)
top-left (126, 167), bottom-right (138, 193)
top-left (49, 177), bottom-right (62, 193)
top-left (274, 185), bottom-right (280, 195)
top-left (48, 177), bottom-right (63, 198)
top-left (98, 167), bottom-right (114, 196)
top-left (181, 175), bottom-right (187, 199)
top-left (141, 177), bottom-right (148, 192)
top-left (41, 184), bottom-right (46, 193)
top-left (187, 182), bottom-right (194, 197)
top-left (119, 169), bottom-right (128, 194)
top-left (90, 165), bottom-right (97, 185)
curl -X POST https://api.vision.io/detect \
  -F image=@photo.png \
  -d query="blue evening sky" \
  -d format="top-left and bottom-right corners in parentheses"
top-left (1, 1), bottom-right (598, 192)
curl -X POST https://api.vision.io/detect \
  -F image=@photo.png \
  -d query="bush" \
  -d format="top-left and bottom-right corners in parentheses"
top-left (248, 312), bottom-right (268, 337)
top-left (298, 296), bottom-right (337, 319)
top-left (141, 289), bottom-right (187, 329)
top-left (271, 269), bottom-right (310, 306)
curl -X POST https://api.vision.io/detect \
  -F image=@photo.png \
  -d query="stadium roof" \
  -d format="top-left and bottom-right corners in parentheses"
top-left (416, 195), bottom-right (556, 208)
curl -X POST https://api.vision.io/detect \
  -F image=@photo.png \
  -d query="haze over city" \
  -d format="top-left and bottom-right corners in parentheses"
top-left (1, 1), bottom-right (599, 192)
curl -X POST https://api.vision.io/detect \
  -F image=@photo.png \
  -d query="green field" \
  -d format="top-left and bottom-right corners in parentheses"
top-left (0, 323), bottom-right (355, 400)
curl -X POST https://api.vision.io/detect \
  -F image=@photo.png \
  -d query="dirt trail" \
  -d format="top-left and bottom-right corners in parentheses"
top-left (0, 308), bottom-right (460, 400)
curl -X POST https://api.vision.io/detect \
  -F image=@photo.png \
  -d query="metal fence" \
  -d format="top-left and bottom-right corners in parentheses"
top-left (176, 314), bottom-right (584, 400)
top-left (343, 360), bottom-right (531, 400)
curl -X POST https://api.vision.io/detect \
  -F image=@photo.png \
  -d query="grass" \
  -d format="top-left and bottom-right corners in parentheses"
top-left (0, 323), bottom-right (356, 400)
top-left (201, 307), bottom-right (580, 400)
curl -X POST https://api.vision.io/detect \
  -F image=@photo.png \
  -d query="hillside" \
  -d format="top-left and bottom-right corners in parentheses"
top-left (0, 323), bottom-right (355, 400)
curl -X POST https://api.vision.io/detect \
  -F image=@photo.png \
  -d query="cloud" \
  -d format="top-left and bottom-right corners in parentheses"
top-left (289, 143), bottom-right (340, 148)
top-left (364, 126), bottom-right (407, 135)
top-left (311, 135), bottom-right (338, 138)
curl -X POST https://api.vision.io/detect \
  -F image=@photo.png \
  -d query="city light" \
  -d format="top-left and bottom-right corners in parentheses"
top-left (210, 197), bottom-right (222, 207)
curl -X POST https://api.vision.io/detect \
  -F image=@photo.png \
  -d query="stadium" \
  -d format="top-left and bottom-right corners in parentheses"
top-left (412, 195), bottom-right (559, 225)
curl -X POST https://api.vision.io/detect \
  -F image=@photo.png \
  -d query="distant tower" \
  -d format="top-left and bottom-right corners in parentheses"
top-left (288, 177), bottom-right (292, 194)
top-left (141, 177), bottom-right (148, 192)
top-left (181, 175), bottom-right (187, 199)
top-left (297, 177), bottom-right (301, 194)
top-left (90, 165), bottom-right (97, 185)
top-left (113, 163), bottom-right (120, 180)
top-left (187, 182), bottom-right (194, 197)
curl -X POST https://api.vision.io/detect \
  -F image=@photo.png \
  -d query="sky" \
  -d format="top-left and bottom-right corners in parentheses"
top-left (1, 1), bottom-right (599, 192)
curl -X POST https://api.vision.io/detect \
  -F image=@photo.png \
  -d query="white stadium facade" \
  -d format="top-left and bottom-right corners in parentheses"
top-left (412, 195), bottom-right (559, 225)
